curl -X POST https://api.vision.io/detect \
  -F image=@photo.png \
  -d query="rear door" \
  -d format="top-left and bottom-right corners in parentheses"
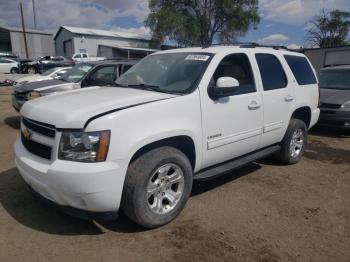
top-left (254, 52), bottom-right (295, 148)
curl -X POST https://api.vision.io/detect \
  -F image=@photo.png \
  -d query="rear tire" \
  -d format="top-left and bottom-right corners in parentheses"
top-left (122, 146), bottom-right (193, 228)
top-left (276, 118), bottom-right (307, 164)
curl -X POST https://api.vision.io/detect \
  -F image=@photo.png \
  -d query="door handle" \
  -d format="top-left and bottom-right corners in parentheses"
top-left (248, 101), bottom-right (261, 110)
top-left (284, 95), bottom-right (294, 102)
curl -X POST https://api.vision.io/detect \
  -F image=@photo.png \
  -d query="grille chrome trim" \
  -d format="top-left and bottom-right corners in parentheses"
top-left (22, 117), bottom-right (56, 138)
top-left (319, 103), bottom-right (341, 109)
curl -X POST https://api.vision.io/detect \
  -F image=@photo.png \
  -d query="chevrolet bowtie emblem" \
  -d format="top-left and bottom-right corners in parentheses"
top-left (22, 127), bottom-right (32, 140)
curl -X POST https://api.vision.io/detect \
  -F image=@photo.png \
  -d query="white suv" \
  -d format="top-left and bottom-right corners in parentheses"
top-left (15, 45), bottom-right (320, 228)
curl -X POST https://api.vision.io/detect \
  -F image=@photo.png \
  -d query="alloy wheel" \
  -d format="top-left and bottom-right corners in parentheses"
top-left (147, 163), bottom-right (185, 214)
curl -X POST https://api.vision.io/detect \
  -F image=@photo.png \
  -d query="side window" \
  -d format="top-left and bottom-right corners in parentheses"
top-left (82, 54), bottom-right (88, 58)
top-left (255, 53), bottom-right (287, 91)
top-left (88, 66), bottom-right (116, 86)
top-left (0, 58), bottom-right (6, 63)
top-left (122, 65), bottom-right (133, 74)
top-left (74, 54), bottom-right (81, 58)
top-left (284, 55), bottom-right (317, 85)
top-left (0, 59), bottom-right (10, 63)
top-left (211, 53), bottom-right (256, 95)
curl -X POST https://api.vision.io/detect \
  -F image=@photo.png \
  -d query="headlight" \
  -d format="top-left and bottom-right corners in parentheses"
top-left (26, 91), bottom-right (41, 100)
top-left (341, 101), bottom-right (350, 109)
top-left (58, 130), bottom-right (110, 162)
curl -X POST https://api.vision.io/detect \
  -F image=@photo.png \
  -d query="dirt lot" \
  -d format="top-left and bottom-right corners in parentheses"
top-left (0, 83), bottom-right (349, 262)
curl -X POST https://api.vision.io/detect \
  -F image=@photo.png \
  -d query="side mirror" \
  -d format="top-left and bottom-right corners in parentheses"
top-left (210, 77), bottom-right (240, 98)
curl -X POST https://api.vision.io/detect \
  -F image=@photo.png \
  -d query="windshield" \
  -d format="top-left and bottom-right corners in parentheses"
top-left (60, 64), bottom-right (93, 83)
top-left (115, 52), bottom-right (212, 94)
top-left (41, 67), bottom-right (58, 76)
top-left (318, 69), bottom-right (350, 90)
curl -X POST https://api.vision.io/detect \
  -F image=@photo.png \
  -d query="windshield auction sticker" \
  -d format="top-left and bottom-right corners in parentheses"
top-left (185, 54), bottom-right (210, 61)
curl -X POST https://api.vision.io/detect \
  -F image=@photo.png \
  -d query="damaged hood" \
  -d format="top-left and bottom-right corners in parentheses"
top-left (15, 79), bottom-right (76, 93)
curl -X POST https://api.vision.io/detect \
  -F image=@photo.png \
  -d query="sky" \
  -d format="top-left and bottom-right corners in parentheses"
top-left (0, 0), bottom-right (349, 48)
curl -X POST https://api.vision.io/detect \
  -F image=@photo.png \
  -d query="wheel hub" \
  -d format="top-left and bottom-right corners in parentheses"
top-left (147, 163), bottom-right (184, 214)
top-left (290, 128), bottom-right (304, 158)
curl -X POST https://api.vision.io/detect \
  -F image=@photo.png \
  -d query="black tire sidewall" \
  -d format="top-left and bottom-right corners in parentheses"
top-left (280, 119), bottom-right (308, 164)
top-left (10, 68), bottom-right (18, 74)
top-left (122, 147), bottom-right (193, 228)
top-left (28, 67), bottom-right (37, 74)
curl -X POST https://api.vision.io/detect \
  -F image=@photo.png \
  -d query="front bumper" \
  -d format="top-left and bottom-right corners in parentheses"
top-left (11, 94), bottom-right (25, 112)
top-left (318, 109), bottom-right (350, 130)
top-left (32, 189), bottom-right (118, 221)
top-left (15, 139), bottom-right (128, 216)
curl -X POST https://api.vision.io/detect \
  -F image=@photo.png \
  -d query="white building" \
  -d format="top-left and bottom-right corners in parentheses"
top-left (0, 26), bottom-right (55, 59)
top-left (54, 26), bottom-right (157, 59)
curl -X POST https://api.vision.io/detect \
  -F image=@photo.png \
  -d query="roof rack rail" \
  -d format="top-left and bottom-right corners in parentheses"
top-left (202, 42), bottom-right (291, 50)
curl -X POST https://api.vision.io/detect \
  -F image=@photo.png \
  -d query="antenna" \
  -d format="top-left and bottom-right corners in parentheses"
top-left (32, 0), bottom-right (37, 29)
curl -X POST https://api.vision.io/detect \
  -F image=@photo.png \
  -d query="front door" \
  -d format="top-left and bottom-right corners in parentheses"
top-left (200, 52), bottom-right (263, 168)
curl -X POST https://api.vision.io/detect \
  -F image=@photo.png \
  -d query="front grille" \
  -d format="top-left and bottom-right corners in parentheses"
top-left (23, 118), bottom-right (56, 138)
top-left (319, 103), bottom-right (341, 109)
top-left (320, 109), bottom-right (336, 114)
top-left (21, 132), bottom-right (52, 160)
top-left (14, 91), bottom-right (27, 100)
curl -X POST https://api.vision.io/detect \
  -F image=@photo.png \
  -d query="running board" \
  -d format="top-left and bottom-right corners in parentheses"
top-left (194, 145), bottom-right (281, 181)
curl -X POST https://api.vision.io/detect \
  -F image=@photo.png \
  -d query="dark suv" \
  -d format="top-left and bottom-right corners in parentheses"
top-left (318, 65), bottom-right (350, 130)
top-left (22, 56), bottom-right (75, 74)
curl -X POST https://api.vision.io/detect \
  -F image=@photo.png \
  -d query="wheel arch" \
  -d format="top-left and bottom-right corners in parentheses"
top-left (129, 135), bottom-right (197, 171)
top-left (291, 106), bottom-right (311, 128)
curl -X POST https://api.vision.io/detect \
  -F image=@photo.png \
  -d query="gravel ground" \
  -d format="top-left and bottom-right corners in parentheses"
top-left (0, 81), bottom-right (349, 262)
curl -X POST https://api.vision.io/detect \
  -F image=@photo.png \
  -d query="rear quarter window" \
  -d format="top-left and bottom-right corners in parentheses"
top-left (284, 55), bottom-right (317, 85)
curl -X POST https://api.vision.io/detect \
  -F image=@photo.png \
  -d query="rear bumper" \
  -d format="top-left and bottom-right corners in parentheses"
top-left (309, 108), bottom-right (320, 129)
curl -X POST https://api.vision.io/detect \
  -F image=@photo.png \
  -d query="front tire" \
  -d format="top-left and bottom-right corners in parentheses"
top-left (27, 67), bottom-right (37, 74)
top-left (122, 146), bottom-right (193, 228)
top-left (276, 118), bottom-right (307, 164)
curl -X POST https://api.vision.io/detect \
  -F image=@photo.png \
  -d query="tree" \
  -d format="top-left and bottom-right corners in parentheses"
top-left (305, 9), bottom-right (350, 48)
top-left (145, 0), bottom-right (260, 47)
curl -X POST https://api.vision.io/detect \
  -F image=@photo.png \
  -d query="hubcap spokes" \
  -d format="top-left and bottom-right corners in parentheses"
top-left (290, 129), bottom-right (304, 158)
top-left (147, 163), bottom-right (184, 214)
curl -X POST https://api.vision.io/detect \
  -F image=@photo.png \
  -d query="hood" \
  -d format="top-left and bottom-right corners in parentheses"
top-left (21, 86), bottom-right (177, 129)
top-left (320, 88), bottom-right (350, 105)
top-left (26, 61), bottom-right (38, 66)
top-left (15, 79), bottom-right (72, 93)
top-left (16, 75), bottom-right (50, 85)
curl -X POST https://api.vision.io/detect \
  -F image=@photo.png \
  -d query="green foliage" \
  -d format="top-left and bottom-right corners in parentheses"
top-left (305, 9), bottom-right (350, 48)
top-left (145, 0), bottom-right (260, 47)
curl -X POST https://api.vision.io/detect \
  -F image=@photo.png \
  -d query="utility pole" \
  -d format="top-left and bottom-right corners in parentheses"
top-left (20, 2), bottom-right (29, 59)
top-left (32, 0), bottom-right (37, 29)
